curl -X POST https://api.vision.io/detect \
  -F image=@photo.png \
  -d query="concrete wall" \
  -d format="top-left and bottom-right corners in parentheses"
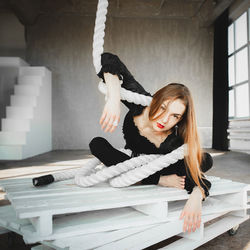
top-left (0, 67), bottom-right (18, 130)
top-left (0, 11), bottom-right (26, 59)
top-left (25, 14), bottom-right (214, 150)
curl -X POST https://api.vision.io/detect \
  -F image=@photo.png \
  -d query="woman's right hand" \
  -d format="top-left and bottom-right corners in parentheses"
top-left (100, 98), bottom-right (120, 133)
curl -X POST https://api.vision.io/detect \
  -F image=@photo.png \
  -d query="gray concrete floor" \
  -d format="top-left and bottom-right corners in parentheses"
top-left (0, 149), bottom-right (249, 250)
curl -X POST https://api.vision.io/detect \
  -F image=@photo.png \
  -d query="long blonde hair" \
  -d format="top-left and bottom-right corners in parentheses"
top-left (149, 83), bottom-right (206, 197)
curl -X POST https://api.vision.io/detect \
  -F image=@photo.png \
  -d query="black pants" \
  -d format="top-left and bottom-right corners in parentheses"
top-left (89, 137), bottom-right (213, 186)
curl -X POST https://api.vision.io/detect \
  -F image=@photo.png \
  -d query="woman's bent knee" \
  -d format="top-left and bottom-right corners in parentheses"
top-left (201, 152), bottom-right (213, 172)
top-left (89, 137), bottom-right (107, 154)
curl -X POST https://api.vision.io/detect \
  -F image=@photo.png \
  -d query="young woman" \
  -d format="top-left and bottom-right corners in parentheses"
top-left (89, 52), bottom-right (213, 234)
top-left (33, 52), bottom-right (213, 234)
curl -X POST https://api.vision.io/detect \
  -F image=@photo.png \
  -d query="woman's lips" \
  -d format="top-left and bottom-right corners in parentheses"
top-left (157, 123), bottom-right (165, 129)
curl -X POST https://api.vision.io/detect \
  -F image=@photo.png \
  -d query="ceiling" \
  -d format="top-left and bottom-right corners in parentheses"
top-left (0, 0), bottom-right (236, 26)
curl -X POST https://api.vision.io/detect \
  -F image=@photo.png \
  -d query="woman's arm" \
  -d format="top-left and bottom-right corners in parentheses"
top-left (97, 53), bottom-right (152, 110)
top-left (179, 186), bottom-right (203, 233)
top-left (100, 73), bottom-right (121, 133)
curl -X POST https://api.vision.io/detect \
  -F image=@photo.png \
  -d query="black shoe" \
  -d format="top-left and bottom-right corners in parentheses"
top-left (32, 174), bottom-right (55, 187)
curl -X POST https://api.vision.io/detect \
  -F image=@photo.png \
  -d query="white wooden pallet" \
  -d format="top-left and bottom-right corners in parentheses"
top-left (29, 212), bottom-right (249, 250)
top-left (0, 176), bottom-right (249, 249)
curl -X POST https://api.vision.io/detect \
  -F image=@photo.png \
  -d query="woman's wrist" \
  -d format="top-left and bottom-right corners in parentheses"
top-left (104, 73), bottom-right (121, 101)
top-left (190, 186), bottom-right (204, 201)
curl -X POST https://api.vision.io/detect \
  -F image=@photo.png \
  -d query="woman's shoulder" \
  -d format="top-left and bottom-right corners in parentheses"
top-left (127, 104), bottom-right (146, 117)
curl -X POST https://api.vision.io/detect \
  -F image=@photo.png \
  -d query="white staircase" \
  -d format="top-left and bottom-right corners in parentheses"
top-left (228, 119), bottom-right (250, 154)
top-left (0, 58), bottom-right (52, 160)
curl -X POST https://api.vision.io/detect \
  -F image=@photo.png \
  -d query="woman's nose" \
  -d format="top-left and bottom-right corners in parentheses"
top-left (162, 113), bottom-right (169, 123)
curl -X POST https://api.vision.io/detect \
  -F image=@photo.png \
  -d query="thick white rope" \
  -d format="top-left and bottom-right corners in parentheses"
top-left (75, 145), bottom-right (185, 187)
top-left (92, 0), bottom-right (152, 107)
top-left (110, 145), bottom-right (185, 187)
top-left (92, 0), bottom-right (109, 74)
top-left (75, 153), bottom-right (161, 187)
top-left (98, 81), bottom-right (152, 106)
top-left (51, 0), bottom-right (185, 188)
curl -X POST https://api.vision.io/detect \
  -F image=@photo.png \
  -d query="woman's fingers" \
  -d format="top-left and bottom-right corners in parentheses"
top-left (181, 213), bottom-right (201, 233)
top-left (101, 115), bottom-right (110, 130)
top-left (192, 215), bottom-right (197, 232)
top-left (197, 215), bottom-right (201, 228)
top-left (102, 115), bottom-right (119, 133)
top-left (105, 116), bottom-right (116, 132)
top-left (109, 118), bottom-right (119, 133)
top-left (100, 110), bottom-right (107, 125)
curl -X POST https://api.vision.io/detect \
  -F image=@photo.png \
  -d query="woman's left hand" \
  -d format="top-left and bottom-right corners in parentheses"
top-left (179, 188), bottom-right (203, 233)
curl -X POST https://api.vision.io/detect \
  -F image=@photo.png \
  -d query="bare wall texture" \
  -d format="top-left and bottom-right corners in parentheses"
top-left (0, 11), bottom-right (26, 59)
top-left (26, 14), bottom-right (213, 149)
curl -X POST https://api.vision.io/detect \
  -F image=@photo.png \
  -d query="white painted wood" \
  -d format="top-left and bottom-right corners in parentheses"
top-left (94, 214), bottom-right (210, 250)
top-left (228, 119), bottom-right (250, 154)
top-left (18, 75), bottom-right (44, 87)
top-left (2, 118), bottom-right (31, 132)
top-left (29, 214), bottom-right (53, 237)
top-left (6, 106), bottom-right (34, 119)
top-left (21, 207), bottom-right (164, 243)
top-left (42, 225), bottom-right (154, 250)
top-left (39, 212), bottom-right (229, 250)
top-left (31, 245), bottom-right (57, 250)
top-left (132, 201), bottom-right (168, 219)
top-left (160, 215), bottom-right (249, 250)
top-left (0, 65), bottom-right (52, 160)
top-left (0, 205), bottom-right (30, 230)
top-left (10, 95), bottom-right (37, 107)
top-left (14, 84), bottom-right (40, 96)
top-left (0, 176), bottom-right (249, 248)
top-left (0, 145), bottom-right (23, 159)
top-left (19, 67), bottom-right (49, 77)
top-left (0, 131), bottom-right (26, 145)
top-left (57, 220), bottom-right (183, 250)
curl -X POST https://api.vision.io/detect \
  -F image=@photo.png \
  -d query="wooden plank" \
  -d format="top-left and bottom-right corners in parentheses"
top-left (0, 205), bottom-right (30, 230)
top-left (13, 188), bottom-right (187, 219)
top-left (21, 207), bottom-right (164, 244)
top-left (39, 211), bottom-right (230, 250)
top-left (160, 214), bottom-right (250, 250)
top-left (132, 201), bottom-right (168, 219)
top-left (1, 195), bottom-right (246, 244)
top-left (41, 225), bottom-right (155, 250)
top-left (7, 183), bottom-right (163, 200)
top-left (13, 181), bottom-right (247, 220)
top-left (167, 196), bottom-right (245, 221)
top-left (29, 214), bottom-right (53, 237)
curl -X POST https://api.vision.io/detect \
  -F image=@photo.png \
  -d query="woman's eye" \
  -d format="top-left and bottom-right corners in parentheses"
top-left (161, 106), bottom-right (166, 110)
top-left (173, 115), bottom-right (179, 119)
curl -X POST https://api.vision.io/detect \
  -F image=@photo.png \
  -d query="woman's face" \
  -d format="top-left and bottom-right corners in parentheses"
top-left (151, 99), bottom-right (186, 133)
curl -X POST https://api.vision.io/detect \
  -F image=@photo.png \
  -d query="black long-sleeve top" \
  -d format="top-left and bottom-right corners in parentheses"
top-left (97, 52), bottom-right (212, 200)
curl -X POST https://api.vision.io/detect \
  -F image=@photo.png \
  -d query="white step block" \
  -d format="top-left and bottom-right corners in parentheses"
top-left (18, 75), bottom-right (43, 87)
top-left (6, 106), bottom-right (34, 119)
top-left (229, 139), bottom-right (250, 150)
top-left (0, 57), bottom-right (29, 67)
top-left (19, 67), bottom-right (49, 77)
top-left (0, 131), bottom-right (26, 145)
top-left (0, 145), bottom-right (22, 160)
top-left (14, 84), bottom-right (40, 96)
top-left (11, 95), bottom-right (37, 107)
top-left (2, 118), bottom-right (30, 132)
